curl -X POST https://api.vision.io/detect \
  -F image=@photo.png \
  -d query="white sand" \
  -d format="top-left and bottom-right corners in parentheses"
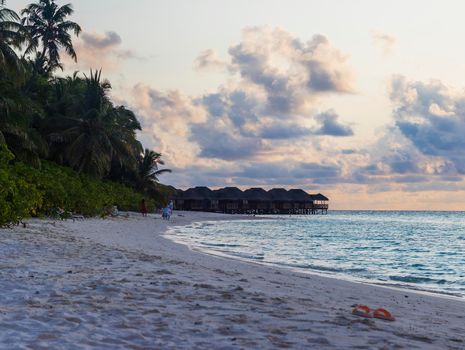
top-left (1, 211), bottom-right (464, 349)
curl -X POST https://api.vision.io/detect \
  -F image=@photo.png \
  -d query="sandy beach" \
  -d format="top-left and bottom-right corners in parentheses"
top-left (1, 211), bottom-right (464, 349)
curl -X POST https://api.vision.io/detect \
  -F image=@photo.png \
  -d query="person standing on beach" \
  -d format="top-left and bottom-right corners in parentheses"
top-left (162, 207), bottom-right (171, 220)
top-left (140, 199), bottom-right (148, 217)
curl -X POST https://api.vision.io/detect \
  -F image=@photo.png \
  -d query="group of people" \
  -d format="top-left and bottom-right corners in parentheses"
top-left (140, 199), bottom-right (173, 220)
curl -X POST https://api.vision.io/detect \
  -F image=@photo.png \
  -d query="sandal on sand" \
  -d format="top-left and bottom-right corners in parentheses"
top-left (373, 308), bottom-right (395, 321)
top-left (352, 305), bottom-right (372, 318)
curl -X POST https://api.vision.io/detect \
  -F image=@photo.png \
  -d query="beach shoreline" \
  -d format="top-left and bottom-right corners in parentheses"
top-left (164, 214), bottom-right (465, 301)
top-left (1, 211), bottom-right (464, 349)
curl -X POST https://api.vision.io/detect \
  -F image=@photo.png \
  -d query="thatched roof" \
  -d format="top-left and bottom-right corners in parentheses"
top-left (243, 188), bottom-right (271, 201)
top-left (171, 188), bottom-right (184, 200)
top-left (181, 186), bottom-right (215, 200)
top-left (175, 186), bottom-right (329, 202)
top-left (312, 193), bottom-right (329, 201)
top-left (268, 188), bottom-right (292, 201)
top-left (214, 187), bottom-right (244, 200)
top-left (288, 189), bottom-right (313, 201)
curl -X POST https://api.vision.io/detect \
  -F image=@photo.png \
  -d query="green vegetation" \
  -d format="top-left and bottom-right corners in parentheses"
top-left (0, 144), bottom-right (41, 226)
top-left (0, 0), bottom-right (172, 226)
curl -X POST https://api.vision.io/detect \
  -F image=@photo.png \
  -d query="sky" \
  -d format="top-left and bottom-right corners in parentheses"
top-left (8, 0), bottom-right (465, 210)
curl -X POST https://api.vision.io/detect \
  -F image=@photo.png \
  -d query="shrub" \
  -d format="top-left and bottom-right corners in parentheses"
top-left (0, 144), bottom-right (42, 226)
top-left (0, 144), bottom-right (166, 226)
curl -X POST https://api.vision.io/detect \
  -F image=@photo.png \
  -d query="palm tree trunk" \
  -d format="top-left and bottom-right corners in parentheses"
top-left (36, 45), bottom-right (47, 72)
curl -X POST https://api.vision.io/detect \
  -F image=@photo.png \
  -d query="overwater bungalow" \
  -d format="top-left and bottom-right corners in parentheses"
top-left (173, 186), bottom-right (214, 211)
top-left (288, 189), bottom-right (314, 210)
top-left (242, 188), bottom-right (271, 213)
top-left (213, 187), bottom-right (246, 213)
top-left (269, 188), bottom-right (293, 212)
top-left (172, 187), bottom-right (329, 214)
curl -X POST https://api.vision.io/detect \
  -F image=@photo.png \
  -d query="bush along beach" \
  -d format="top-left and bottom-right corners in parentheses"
top-left (0, 0), bottom-right (171, 226)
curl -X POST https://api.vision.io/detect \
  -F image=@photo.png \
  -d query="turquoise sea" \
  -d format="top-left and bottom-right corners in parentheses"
top-left (167, 211), bottom-right (465, 297)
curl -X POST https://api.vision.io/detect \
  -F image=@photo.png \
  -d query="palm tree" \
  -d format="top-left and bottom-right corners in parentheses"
top-left (21, 0), bottom-right (81, 74)
top-left (48, 70), bottom-right (143, 178)
top-left (1, 52), bottom-right (48, 165)
top-left (0, 0), bottom-right (25, 73)
top-left (137, 149), bottom-right (171, 192)
top-left (0, 80), bottom-right (48, 164)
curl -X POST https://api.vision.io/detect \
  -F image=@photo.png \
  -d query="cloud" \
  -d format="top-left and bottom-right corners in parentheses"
top-left (392, 175), bottom-right (430, 183)
top-left (102, 22), bottom-right (465, 202)
top-left (402, 181), bottom-right (465, 192)
top-left (429, 103), bottom-right (454, 117)
top-left (371, 30), bottom-right (397, 55)
top-left (130, 84), bottom-right (207, 167)
top-left (180, 27), bottom-right (356, 161)
top-left (191, 123), bottom-right (264, 160)
top-left (348, 131), bottom-right (449, 185)
top-left (258, 123), bottom-right (312, 139)
top-left (200, 93), bottom-right (227, 117)
top-left (194, 49), bottom-right (229, 71)
top-left (228, 27), bottom-right (354, 115)
top-left (390, 75), bottom-right (465, 174)
top-left (295, 163), bottom-right (343, 184)
top-left (313, 110), bottom-right (354, 136)
top-left (334, 75), bottom-right (465, 191)
top-left (65, 30), bottom-right (140, 71)
top-left (341, 149), bottom-right (357, 155)
top-left (232, 161), bottom-right (344, 185)
top-left (81, 31), bottom-right (122, 49)
top-left (386, 154), bottom-right (420, 174)
top-left (126, 28), bottom-right (377, 192)
top-left (116, 49), bottom-right (139, 60)
top-left (222, 90), bottom-right (261, 129)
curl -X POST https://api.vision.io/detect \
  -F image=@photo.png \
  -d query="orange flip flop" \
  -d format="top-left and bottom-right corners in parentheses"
top-left (373, 308), bottom-right (395, 321)
top-left (352, 305), bottom-right (372, 318)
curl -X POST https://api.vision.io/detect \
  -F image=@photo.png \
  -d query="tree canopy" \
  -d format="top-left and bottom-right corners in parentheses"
top-left (0, 0), bottom-right (172, 224)
top-left (21, 0), bottom-right (81, 73)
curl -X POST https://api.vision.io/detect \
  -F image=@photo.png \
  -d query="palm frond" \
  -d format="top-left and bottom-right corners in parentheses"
top-left (21, 0), bottom-right (80, 72)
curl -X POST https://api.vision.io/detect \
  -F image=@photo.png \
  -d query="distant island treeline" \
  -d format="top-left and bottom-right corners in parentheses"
top-left (173, 187), bottom-right (329, 214)
top-left (0, 0), bottom-right (172, 226)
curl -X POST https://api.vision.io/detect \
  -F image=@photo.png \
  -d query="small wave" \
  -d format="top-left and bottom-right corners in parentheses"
top-left (200, 242), bottom-right (242, 248)
top-left (226, 251), bottom-right (265, 260)
top-left (345, 268), bottom-right (369, 273)
top-left (352, 244), bottom-right (391, 250)
top-left (308, 265), bottom-right (368, 274)
top-left (410, 263), bottom-right (426, 268)
top-left (389, 275), bottom-right (448, 284)
top-left (275, 262), bottom-right (355, 274)
top-left (371, 281), bottom-right (464, 297)
top-left (437, 251), bottom-right (460, 256)
top-left (264, 260), bottom-right (370, 276)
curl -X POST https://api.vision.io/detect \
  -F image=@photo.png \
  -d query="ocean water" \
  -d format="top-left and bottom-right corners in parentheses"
top-left (167, 211), bottom-right (465, 297)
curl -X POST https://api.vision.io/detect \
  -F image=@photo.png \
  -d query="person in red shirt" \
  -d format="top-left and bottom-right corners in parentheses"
top-left (140, 199), bottom-right (148, 216)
